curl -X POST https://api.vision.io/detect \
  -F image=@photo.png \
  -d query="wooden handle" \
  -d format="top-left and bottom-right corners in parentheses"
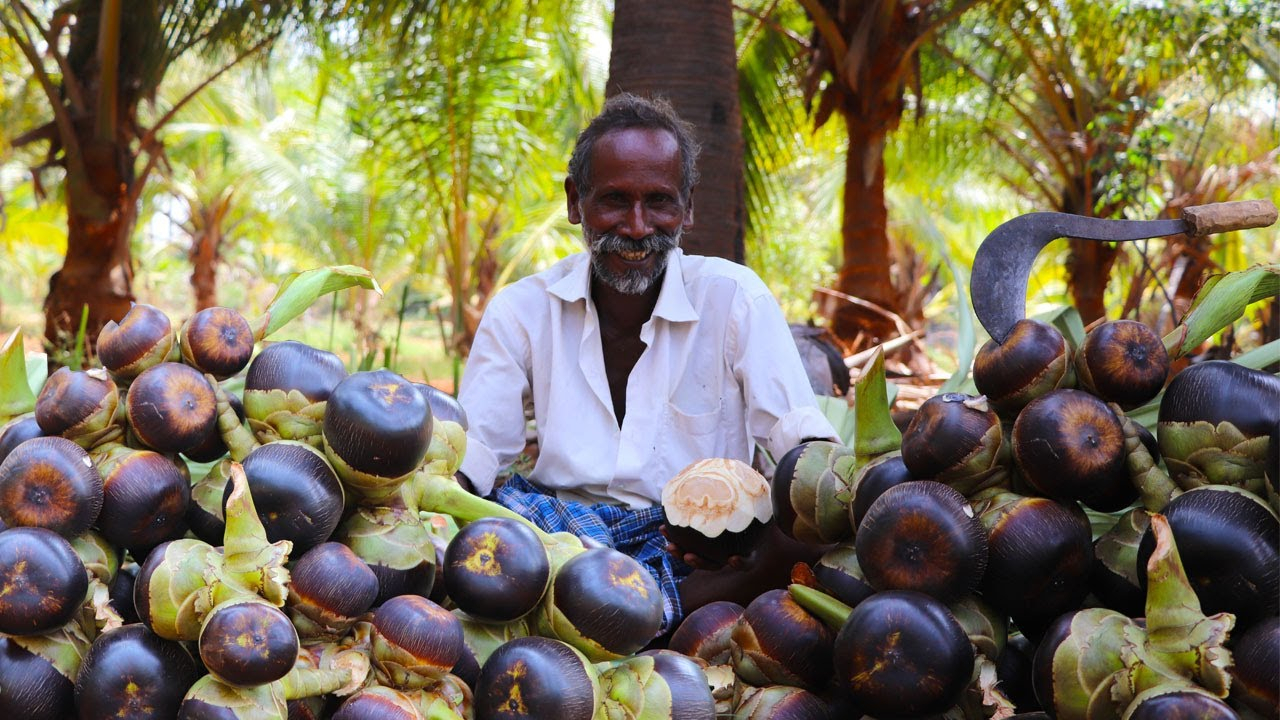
top-left (1182, 199), bottom-right (1278, 236)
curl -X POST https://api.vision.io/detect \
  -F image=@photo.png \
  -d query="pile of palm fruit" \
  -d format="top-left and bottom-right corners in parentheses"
top-left (0, 256), bottom-right (1275, 719)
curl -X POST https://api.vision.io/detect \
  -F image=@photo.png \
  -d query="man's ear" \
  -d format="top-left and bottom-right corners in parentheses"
top-left (682, 192), bottom-right (695, 228)
top-left (565, 177), bottom-right (582, 225)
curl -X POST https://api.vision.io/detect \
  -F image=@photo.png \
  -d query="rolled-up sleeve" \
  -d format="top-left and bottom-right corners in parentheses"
top-left (457, 297), bottom-right (532, 496)
top-left (731, 290), bottom-right (840, 462)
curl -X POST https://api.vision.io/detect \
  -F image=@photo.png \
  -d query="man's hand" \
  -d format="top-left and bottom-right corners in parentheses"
top-left (454, 470), bottom-right (477, 495)
top-left (660, 524), bottom-right (758, 573)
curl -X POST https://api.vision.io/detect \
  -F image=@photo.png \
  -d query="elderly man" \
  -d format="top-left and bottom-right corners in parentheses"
top-left (456, 93), bottom-right (838, 632)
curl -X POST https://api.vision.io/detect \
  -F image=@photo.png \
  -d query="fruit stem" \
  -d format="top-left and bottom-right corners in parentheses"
top-left (787, 583), bottom-right (853, 631)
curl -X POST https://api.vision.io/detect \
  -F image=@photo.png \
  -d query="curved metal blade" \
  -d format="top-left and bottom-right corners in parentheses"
top-left (971, 212), bottom-right (1187, 344)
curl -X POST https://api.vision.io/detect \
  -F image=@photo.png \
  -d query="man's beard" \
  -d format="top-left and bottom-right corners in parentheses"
top-left (586, 227), bottom-right (681, 295)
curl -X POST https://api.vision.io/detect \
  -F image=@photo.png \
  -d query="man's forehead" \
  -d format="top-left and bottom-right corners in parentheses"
top-left (593, 127), bottom-right (681, 165)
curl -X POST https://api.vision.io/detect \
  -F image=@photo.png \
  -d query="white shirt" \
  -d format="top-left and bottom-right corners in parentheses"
top-left (457, 248), bottom-right (838, 509)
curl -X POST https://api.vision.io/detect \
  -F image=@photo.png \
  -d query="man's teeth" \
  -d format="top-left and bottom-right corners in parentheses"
top-left (618, 249), bottom-right (649, 261)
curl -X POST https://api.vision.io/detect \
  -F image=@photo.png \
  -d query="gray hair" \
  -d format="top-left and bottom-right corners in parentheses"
top-left (567, 93), bottom-right (701, 202)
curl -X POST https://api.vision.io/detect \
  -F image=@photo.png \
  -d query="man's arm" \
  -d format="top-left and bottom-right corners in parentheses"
top-left (456, 299), bottom-right (533, 497)
top-left (732, 290), bottom-right (841, 456)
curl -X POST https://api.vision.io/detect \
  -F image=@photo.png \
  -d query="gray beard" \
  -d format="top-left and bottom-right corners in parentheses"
top-left (585, 227), bottom-right (681, 295)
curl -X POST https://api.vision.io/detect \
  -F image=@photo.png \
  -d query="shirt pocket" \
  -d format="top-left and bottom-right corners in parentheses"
top-left (661, 401), bottom-right (723, 464)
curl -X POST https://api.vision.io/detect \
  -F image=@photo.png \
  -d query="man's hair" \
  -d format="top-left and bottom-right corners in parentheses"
top-left (567, 93), bottom-right (701, 202)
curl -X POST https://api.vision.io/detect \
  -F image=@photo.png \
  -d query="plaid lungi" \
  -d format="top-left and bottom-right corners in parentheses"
top-left (492, 474), bottom-right (692, 633)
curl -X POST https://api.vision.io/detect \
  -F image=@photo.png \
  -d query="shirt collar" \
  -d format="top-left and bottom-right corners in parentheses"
top-left (548, 248), bottom-right (699, 323)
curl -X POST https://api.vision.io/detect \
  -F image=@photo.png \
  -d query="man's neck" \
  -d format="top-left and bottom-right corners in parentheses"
top-left (591, 274), bottom-right (663, 331)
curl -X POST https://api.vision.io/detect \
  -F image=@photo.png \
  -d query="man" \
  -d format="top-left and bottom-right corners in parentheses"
top-left (457, 93), bottom-right (838, 632)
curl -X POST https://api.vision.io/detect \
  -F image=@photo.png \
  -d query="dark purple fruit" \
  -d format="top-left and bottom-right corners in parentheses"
top-left (811, 543), bottom-right (875, 609)
top-left (0, 636), bottom-right (76, 719)
top-left (443, 516), bottom-right (550, 623)
top-left (126, 362), bottom-right (217, 455)
top-left (198, 598), bottom-right (299, 687)
top-left (286, 541), bottom-right (379, 639)
top-left (0, 416), bottom-right (44, 466)
top-left (854, 480), bottom-right (988, 602)
top-left (0, 526), bottom-right (89, 635)
top-left (415, 382), bottom-right (469, 430)
top-left (0, 435), bottom-right (103, 537)
top-left (323, 369), bottom-right (432, 484)
top-left (74, 623), bottom-right (201, 719)
top-left (730, 588), bottom-right (834, 691)
top-left (235, 441), bottom-right (344, 554)
top-left (96, 303), bottom-right (174, 382)
top-left (1012, 389), bottom-right (1134, 511)
top-left (94, 447), bottom-right (190, 555)
top-left (370, 594), bottom-right (464, 683)
top-left (544, 547), bottom-right (663, 660)
top-left (1227, 615), bottom-right (1278, 719)
top-left (973, 318), bottom-right (1074, 416)
top-left (900, 392), bottom-right (1000, 481)
top-left (974, 492), bottom-right (1092, 639)
top-left (474, 636), bottom-right (600, 720)
top-left (667, 600), bottom-right (743, 664)
top-left (849, 452), bottom-right (915, 532)
top-left (832, 590), bottom-right (974, 719)
top-left (1125, 688), bottom-right (1238, 719)
top-left (245, 340), bottom-right (348, 403)
top-left (179, 307), bottom-right (254, 380)
top-left (332, 687), bottom-right (420, 719)
top-left (1136, 485), bottom-right (1279, 627)
top-left (1075, 319), bottom-right (1169, 408)
top-left (35, 366), bottom-right (116, 437)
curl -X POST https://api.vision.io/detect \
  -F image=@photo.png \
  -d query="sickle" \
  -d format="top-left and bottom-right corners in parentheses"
top-left (970, 199), bottom-right (1278, 344)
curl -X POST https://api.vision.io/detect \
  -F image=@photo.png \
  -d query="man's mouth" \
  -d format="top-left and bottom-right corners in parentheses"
top-left (617, 249), bottom-right (650, 262)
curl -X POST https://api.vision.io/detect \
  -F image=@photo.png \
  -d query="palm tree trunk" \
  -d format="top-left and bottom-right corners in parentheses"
top-left (607, 0), bottom-right (745, 262)
top-left (44, 137), bottom-right (136, 357)
top-left (832, 116), bottom-right (897, 343)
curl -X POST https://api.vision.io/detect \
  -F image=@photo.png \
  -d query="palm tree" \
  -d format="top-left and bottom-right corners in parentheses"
top-left (608, 0), bottom-right (745, 262)
top-left (327, 0), bottom-right (603, 371)
top-left (2, 0), bottom-right (327, 356)
top-left (939, 0), bottom-right (1274, 325)
top-left (794, 0), bottom-right (982, 347)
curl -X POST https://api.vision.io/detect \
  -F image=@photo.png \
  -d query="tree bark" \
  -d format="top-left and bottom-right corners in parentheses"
top-left (43, 135), bottom-right (136, 358)
top-left (189, 207), bottom-right (222, 311)
top-left (832, 116), bottom-right (897, 343)
top-left (607, 0), bottom-right (745, 262)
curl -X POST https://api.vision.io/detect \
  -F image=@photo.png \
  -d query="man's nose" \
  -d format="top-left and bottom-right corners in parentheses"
top-left (616, 202), bottom-right (654, 239)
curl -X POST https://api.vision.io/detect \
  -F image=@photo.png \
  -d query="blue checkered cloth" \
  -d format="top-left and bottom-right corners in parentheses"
top-left (492, 474), bottom-right (692, 633)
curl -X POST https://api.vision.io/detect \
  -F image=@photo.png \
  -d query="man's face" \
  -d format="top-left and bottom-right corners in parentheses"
top-left (566, 127), bottom-right (693, 295)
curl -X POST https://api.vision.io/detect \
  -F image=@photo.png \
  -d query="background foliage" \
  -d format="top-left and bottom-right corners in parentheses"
top-left (2, 0), bottom-right (1276, 389)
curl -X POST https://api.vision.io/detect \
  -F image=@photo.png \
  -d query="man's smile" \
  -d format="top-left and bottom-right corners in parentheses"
top-left (616, 248), bottom-right (651, 262)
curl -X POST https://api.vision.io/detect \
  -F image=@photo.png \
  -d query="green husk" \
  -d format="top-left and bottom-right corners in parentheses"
top-left (598, 654), bottom-right (675, 720)
top-left (180, 674), bottom-right (288, 719)
top-left (1125, 514), bottom-right (1235, 698)
top-left (1113, 407), bottom-right (1180, 512)
top-left (852, 347), bottom-right (902, 462)
top-left (779, 441), bottom-right (859, 544)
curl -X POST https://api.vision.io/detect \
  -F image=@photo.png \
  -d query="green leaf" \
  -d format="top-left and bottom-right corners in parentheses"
top-left (0, 329), bottom-right (39, 422)
top-left (816, 395), bottom-right (857, 446)
top-left (252, 266), bottom-right (383, 340)
top-left (26, 352), bottom-right (48, 399)
top-left (941, 255), bottom-right (976, 394)
top-left (1033, 305), bottom-right (1087, 349)
top-left (1163, 264), bottom-right (1280, 358)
